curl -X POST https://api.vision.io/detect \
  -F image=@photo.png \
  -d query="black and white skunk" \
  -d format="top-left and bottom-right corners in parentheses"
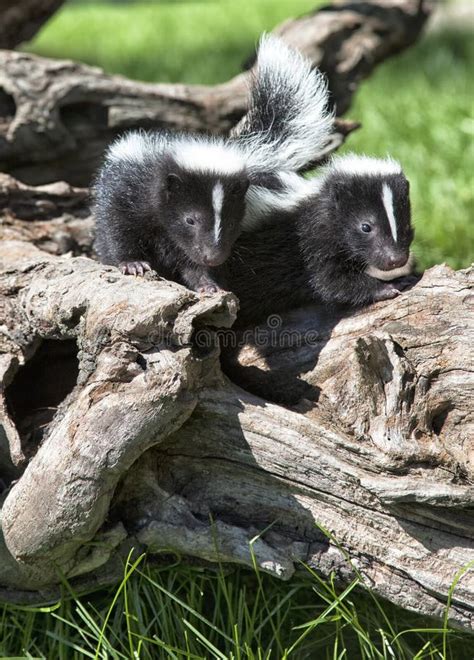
top-left (93, 35), bottom-right (333, 292)
top-left (225, 154), bottom-right (415, 325)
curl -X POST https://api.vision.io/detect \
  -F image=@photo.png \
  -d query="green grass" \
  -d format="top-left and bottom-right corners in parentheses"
top-left (26, 0), bottom-right (320, 85)
top-left (1, 553), bottom-right (472, 659)
top-left (25, 1), bottom-right (473, 270)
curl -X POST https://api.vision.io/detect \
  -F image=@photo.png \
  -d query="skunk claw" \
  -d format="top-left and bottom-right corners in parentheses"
top-left (198, 284), bottom-right (220, 294)
top-left (119, 261), bottom-right (151, 277)
top-left (373, 284), bottom-right (400, 302)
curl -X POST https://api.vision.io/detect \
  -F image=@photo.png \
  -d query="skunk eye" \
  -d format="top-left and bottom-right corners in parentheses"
top-left (167, 173), bottom-right (181, 193)
top-left (361, 223), bottom-right (372, 233)
top-left (184, 216), bottom-right (195, 226)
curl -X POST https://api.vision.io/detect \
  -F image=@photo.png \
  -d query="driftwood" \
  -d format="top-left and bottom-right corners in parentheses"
top-left (0, 238), bottom-right (472, 631)
top-left (0, 0), bottom-right (430, 186)
top-left (0, 0), bottom-right (65, 49)
top-left (1, 0), bottom-right (473, 635)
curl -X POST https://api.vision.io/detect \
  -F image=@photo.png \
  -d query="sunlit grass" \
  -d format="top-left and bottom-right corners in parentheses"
top-left (1, 552), bottom-right (472, 659)
top-left (26, 0), bottom-right (321, 85)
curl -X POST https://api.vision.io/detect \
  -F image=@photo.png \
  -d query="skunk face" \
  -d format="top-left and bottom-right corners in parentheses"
top-left (330, 172), bottom-right (413, 272)
top-left (163, 170), bottom-right (249, 267)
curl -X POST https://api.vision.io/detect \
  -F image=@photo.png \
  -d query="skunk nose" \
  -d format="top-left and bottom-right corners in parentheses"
top-left (203, 254), bottom-right (224, 267)
top-left (387, 254), bottom-right (408, 269)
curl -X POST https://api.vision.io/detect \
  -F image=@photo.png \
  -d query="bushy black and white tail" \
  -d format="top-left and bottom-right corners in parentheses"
top-left (236, 34), bottom-right (333, 173)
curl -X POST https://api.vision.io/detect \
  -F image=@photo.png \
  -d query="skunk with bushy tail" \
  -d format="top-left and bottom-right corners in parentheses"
top-left (93, 35), bottom-right (334, 292)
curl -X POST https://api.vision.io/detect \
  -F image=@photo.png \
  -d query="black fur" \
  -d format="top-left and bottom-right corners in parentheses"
top-left (226, 170), bottom-right (414, 325)
top-left (94, 152), bottom-right (249, 292)
top-left (93, 34), bottom-right (335, 289)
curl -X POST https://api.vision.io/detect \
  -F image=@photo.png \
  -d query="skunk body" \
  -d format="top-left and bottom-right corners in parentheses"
top-left (93, 35), bottom-right (333, 290)
top-left (226, 155), bottom-right (415, 325)
top-left (94, 135), bottom-right (250, 291)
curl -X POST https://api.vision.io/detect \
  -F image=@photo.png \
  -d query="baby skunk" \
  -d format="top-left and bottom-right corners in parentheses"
top-left (94, 136), bottom-right (249, 292)
top-left (225, 155), bottom-right (415, 325)
top-left (93, 35), bottom-right (333, 293)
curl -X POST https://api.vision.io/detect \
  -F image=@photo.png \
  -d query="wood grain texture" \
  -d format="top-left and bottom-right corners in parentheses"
top-left (0, 240), bottom-right (472, 629)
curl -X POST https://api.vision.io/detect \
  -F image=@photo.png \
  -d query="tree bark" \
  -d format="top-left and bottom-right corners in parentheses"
top-left (0, 0), bottom-right (64, 49)
top-left (0, 0), bottom-right (431, 186)
top-left (0, 173), bottom-right (92, 256)
top-left (0, 235), bottom-right (472, 629)
top-left (2, 0), bottom-right (471, 634)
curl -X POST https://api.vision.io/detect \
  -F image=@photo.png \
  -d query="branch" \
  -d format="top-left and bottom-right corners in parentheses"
top-left (0, 173), bottom-right (92, 255)
top-left (0, 0), bottom-right (65, 49)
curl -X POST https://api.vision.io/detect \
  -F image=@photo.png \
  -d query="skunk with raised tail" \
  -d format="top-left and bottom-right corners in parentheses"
top-left (93, 35), bottom-right (333, 292)
top-left (225, 154), bottom-right (415, 325)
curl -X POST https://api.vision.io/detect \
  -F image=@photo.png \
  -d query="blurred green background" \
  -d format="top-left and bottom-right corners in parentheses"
top-left (24, 0), bottom-right (474, 271)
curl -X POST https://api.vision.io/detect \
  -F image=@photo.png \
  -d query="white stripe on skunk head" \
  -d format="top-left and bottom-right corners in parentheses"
top-left (106, 130), bottom-right (167, 164)
top-left (381, 182), bottom-right (398, 243)
top-left (172, 137), bottom-right (247, 175)
top-left (212, 182), bottom-right (224, 244)
top-left (106, 131), bottom-right (247, 176)
top-left (326, 153), bottom-right (402, 178)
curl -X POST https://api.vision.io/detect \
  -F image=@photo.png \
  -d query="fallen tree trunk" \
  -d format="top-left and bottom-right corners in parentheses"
top-left (2, 0), bottom-right (471, 633)
top-left (0, 0), bottom-right (431, 186)
top-left (0, 238), bottom-right (472, 630)
top-left (0, 173), bottom-right (92, 255)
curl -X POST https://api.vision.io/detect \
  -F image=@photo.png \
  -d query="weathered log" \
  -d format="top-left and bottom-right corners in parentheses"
top-left (0, 173), bottom-right (92, 256)
top-left (0, 238), bottom-right (472, 630)
top-left (2, 0), bottom-right (470, 632)
top-left (0, 0), bottom-right (64, 49)
top-left (0, 0), bottom-right (431, 186)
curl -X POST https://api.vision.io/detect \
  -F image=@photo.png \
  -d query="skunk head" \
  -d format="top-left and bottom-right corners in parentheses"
top-left (162, 167), bottom-right (249, 267)
top-left (107, 131), bottom-right (250, 268)
top-left (320, 156), bottom-right (414, 274)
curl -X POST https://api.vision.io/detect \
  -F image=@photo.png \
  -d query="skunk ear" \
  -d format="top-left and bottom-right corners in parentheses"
top-left (230, 179), bottom-right (249, 196)
top-left (166, 173), bottom-right (182, 194)
top-left (331, 180), bottom-right (343, 207)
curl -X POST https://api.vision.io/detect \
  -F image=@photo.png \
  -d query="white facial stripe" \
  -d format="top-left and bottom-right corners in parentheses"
top-left (212, 182), bottom-right (224, 245)
top-left (382, 183), bottom-right (397, 243)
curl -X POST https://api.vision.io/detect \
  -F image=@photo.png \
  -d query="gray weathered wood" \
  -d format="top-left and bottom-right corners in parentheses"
top-left (0, 239), bottom-right (472, 629)
top-left (0, 173), bottom-right (92, 255)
